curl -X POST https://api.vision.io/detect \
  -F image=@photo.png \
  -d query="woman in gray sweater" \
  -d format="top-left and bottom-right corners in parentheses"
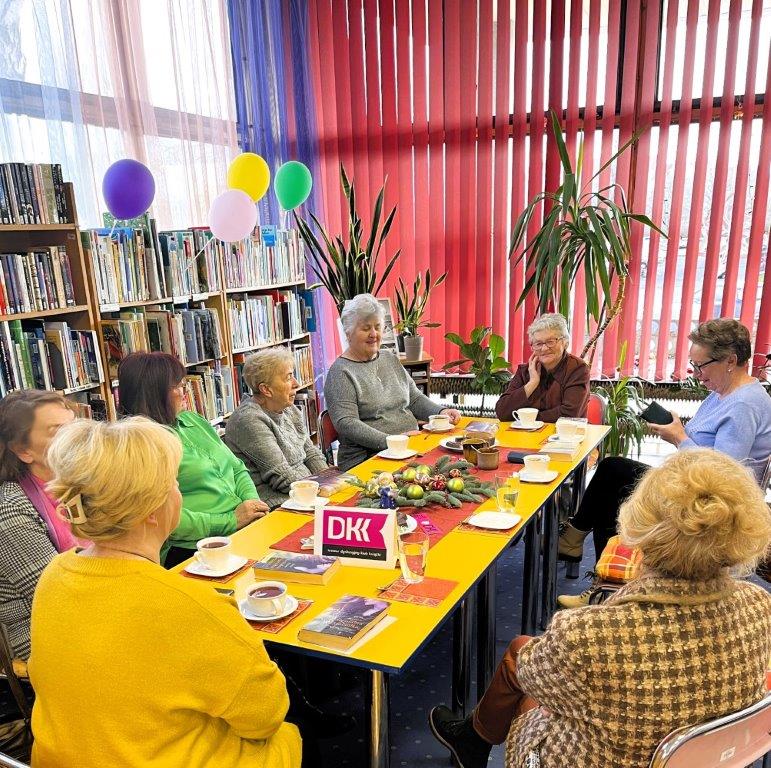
top-left (224, 348), bottom-right (329, 509)
top-left (324, 294), bottom-right (460, 470)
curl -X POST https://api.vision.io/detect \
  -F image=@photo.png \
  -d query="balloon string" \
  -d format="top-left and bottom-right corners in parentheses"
top-left (108, 219), bottom-right (118, 239)
top-left (185, 239), bottom-right (210, 276)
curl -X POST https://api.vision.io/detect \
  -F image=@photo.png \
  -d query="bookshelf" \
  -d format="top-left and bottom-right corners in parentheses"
top-left (0, 177), bottom-right (109, 417)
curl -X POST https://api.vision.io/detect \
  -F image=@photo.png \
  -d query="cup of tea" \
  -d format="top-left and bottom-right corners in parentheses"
top-left (386, 434), bottom-right (409, 453)
top-left (523, 454), bottom-right (551, 478)
top-left (428, 414), bottom-right (451, 431)
top-left (462, 438), bottom-right (486, 465)
top-left (476, 447), bottom-right (500, 470)
top-left (513, 408), bottom-right (539, 426)
top-left (195, 536), bottom-right (231, 570)
top-left (247, 581), bottom-right (289, 618)
top-left (555, 418), bottom-right (579, 439)
top-left (289, 480), bottom-right (320, 506)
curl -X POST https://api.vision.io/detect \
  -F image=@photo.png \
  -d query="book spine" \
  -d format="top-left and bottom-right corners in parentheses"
top-left (52, 164), bottom-right (68, 223)
top-left (32, 165), bottom-right (46, 224)
top-left (0, 164), bottom-right (10, 224)
top-left (59, 247), bottom-right (76, 306)
top-left (24, 164), bottom-right (40, 224)
top-left (10, 164), bottom-right (27, 224)
top-left (2, 166), bottom-right (18, 224)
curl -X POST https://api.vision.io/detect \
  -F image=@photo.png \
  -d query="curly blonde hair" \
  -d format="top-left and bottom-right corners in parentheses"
top-left (46, 416), bottom-right (182, 542)
top-left (619, 449), bottom-right (771, 580)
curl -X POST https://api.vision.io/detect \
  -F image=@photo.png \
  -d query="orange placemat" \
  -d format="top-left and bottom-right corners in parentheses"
top-left (248, 598), bottom-right (314, 634)
top-left (181, 559), bottom-right (256, 584)
top-left (377, 576), bottom-right (458, 607)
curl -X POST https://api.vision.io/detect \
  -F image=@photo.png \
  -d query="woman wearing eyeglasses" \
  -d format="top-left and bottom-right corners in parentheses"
top-left (494, 313), bottom-right (590, 422)
top-left (558, 318), bottom-right (771, 606)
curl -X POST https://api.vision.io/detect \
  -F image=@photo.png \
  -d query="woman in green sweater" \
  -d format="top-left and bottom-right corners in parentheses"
top-left (118, 352), bottom-right (268, 566)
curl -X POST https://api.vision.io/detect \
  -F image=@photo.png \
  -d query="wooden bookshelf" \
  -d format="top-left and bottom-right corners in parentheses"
top-left (0, 182), bottom-right (109, 416)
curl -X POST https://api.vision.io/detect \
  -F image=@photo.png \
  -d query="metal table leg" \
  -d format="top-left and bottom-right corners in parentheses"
top-left (452, 596), bottom-right (473, 717)
top-left (476, 565), bottom-right (497, 696)
top-left (540, 497), bottom-right (559, 630)
top-left (571, 458), bottom-right (588, 513)
top-left (521, 513), bottom-right (541, 635)
top-left (367, 669), bottom-right (390, 768)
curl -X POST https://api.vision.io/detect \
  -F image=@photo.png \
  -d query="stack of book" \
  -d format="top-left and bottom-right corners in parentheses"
top-left (228, 290), bottom-right (306, 352)
top-left (293, 344), bottom-right (313, 387)
top-left (0, 248), bottom-right (76, 314)
top-left (0, 319), bottom-right (103, 396)
top-left (0, 163), bottom-right (69, 224)
top-left (223, 228), bottom-right (306, 289)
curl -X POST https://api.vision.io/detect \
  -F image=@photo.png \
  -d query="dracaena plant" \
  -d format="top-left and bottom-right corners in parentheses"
top-left (394, 269), bottom-right (447, 336)
top-left (293, 164), bottom-right (401, 315)
top-left (509, 110), bottom-right (666, 361)
top-left (443, 326), bottom-right (512, 415)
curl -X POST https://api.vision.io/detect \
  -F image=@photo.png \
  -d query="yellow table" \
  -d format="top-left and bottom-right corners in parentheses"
top-left (175, 417), bottom-right (608, 767)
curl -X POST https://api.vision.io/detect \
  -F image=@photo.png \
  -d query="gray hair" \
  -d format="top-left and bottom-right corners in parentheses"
top-left (242, 348), bottom-right (295, 395)
top-left (527, 313), bottom-right (570, 342)
top-left (340, 293), bottom-right (385, 340)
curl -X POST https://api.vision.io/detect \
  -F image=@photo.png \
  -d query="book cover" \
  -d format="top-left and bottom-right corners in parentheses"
top-left (252, 551), bottom-right (340, 585)
top-left (306, 468), bottom-right (356, 497)
top-left (298, 595), bottom-right (390, 650)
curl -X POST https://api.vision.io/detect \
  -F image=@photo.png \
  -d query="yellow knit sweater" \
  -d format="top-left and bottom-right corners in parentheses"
top-left (29, 551), bottom-right (301, 768)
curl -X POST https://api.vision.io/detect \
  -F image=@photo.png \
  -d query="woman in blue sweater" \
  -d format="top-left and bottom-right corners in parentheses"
top-left (559, 318), bottom-right (771, 570)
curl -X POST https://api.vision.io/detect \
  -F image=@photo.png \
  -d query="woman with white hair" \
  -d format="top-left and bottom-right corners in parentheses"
top-left (494, 313), bottom-right (589, 422)
top-left (324, 293), bottom-right (461, 470)
top-left (224, 348), bottom-right (329, 509)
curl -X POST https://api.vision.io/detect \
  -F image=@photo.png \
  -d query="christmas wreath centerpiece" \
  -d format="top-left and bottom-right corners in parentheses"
top-left (348, 454), bottom-right (496, 510)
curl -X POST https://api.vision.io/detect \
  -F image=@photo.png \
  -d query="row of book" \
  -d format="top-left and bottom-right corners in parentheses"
top-left (158, 229), bottom-right (222, 297)
top-left (0, 319), bottom-right (104, 397)
top-left (100, 307), bottom-right (224, 379)
top-left (0, 162), bottom-right (70, 225)
top-left (294, 389), bottom-right (319, 437)
top-left (223, 228), bottom-right (306, 289)
top-left (228, 290), bottom-right (306, 352)
top-left (293, 344), bottom-right (313, 387)
top-left (0, 248), bottom-right (76, 314)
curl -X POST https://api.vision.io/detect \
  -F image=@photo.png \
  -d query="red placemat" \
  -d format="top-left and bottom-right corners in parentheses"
top-left (377, 576), bottom-right (458, 607)
top-left (181, 559), bottom-right (257, 584)
top-left (247, 598), bottom-right (314, 633)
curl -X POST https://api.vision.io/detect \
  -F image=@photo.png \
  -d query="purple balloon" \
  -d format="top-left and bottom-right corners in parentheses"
top-left (102, 159), bottom-right (155, 219)
top-left (208, 189), bottom-right (258, 242)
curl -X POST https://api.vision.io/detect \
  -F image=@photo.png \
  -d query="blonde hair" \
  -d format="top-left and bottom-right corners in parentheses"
top-left (46, 416), bottom-right (182, 542)
top-left (619, 449), bottom-right (771, 580)
top-left (242, 348), bottom-right (295, 395)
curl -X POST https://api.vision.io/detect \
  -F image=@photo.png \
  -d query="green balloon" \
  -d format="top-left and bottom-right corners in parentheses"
top-left (274, 161), bottom-right (313, 210)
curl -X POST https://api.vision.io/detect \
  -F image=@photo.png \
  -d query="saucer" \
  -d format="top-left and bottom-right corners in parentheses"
top-left (509, 421), bottom-right (544, 431)
top-left (377, 448), bottom-right (418, 460)
top-left (239, 594), bottom-right (299, 622)
top-left (282, 498), bottom-right (329, 512)
top-left (466, 511), bottom-right (521, 530)
top-left (422, 423), bottom-right (453, 433)
top-left (183, 554), bottom-right (249, 578)
top-left (398, 514), bottom-right (417, 534)
top-left (519, 469), bottom-right (559, 483)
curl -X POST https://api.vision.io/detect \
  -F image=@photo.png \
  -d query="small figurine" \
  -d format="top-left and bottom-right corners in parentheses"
top-left (379, 485), bottom-right (397, 509)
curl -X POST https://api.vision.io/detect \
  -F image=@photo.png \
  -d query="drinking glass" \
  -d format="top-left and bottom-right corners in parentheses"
top-left (495, 473), bottom-right (520, 513)
top-left (398, 530), bottom-right (429, 584)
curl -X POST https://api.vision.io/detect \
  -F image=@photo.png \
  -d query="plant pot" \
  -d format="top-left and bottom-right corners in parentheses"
top-left (396, 333), bottom-right (406, 354)
top-left (402, 334), bottom-right (424, 361)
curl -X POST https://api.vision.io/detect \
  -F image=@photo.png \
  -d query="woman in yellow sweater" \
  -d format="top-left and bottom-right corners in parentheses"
top-left (28, 416), bottom-right (301, 768)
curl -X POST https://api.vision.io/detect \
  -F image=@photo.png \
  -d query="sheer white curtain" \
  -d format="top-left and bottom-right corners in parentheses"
top-left (0, 0), bottom-right (238, 228)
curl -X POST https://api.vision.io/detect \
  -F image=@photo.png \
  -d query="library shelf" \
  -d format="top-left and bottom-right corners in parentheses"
top-left (98, 298), bottom-right (175, 311)
top-left (185, 358), bottom-right (215, 367)
top-left (232, 332), bottom-right (311, 355)
top-left (296, 381), bottom-right (314, 391)
top-left (2, 304), bottom-right (91, 321)
top-left (225, 279), bottom-right (306, 294)
top-left (0, 223), bottom-right (77, 233)
top-left (63, 382), bottom-right (102, 395)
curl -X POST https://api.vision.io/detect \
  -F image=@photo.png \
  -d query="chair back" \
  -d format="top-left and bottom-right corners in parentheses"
top-left (317, 409), bottom-right (338, 465)
top-left (0, 752), bottom-right (29, 768)
top-left (586, 391), bottom-right (607, 425)
top-left (648, 693), bottom-right (771, 768)
top-left (759, 454), bottom-right (771, 494)
top-left (0, 625), bottom-right (30, 722)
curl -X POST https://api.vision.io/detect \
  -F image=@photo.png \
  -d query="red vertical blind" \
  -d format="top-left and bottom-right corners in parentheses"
top-left (301, 0), bottom-right (771, 377)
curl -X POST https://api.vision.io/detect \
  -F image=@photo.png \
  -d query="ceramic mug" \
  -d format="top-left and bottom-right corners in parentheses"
top-left (247, 581), bottom-right (289, 618)
top-left (289, 480), bottom-right (319, 506)
top-left (428, 414), bottom-right (451, 431)
top-left (512, 408), bottom-right (539, 425)
top-left (386, 434), bottom-right (409, 453)
top-left (476, 448), bottom-right (500, 470)
top-left (195, 536), bottom-right (231, 570)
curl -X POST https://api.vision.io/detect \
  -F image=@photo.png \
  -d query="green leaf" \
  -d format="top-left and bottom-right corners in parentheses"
top-left (445, 332), bottom-right (465, 347)
top-left (488, 333), bottom-right (504, 358)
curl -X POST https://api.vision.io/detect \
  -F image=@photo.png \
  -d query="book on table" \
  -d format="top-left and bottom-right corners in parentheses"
top-left (252, 551), bottom-right (341, 585)
top-left (538, 441), bottom-right (581, 460)
top-left (298, 595), bottom-right (390, 650)
top-left (305, 467), bottom-right (356, 497)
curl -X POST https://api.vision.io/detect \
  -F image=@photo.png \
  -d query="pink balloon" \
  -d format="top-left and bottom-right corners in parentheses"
top-left (208, 189), bottom-right (257, 242)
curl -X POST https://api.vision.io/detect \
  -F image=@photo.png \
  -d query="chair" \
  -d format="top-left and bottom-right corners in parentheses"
top-left (648, 693), bottom-right (771, 768)
top-left (0, 624), bottom-right (31, 761)
top-left (0, 752), bottom-right (29, 768)
top-left (317, 409), bottom-right (338, 465)
top-left (586, 390), bottom-right (607, 426)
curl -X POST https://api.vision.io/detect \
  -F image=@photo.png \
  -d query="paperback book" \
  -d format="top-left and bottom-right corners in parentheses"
top-left (297, 595), bottom-right (390, 651)
top-left (252, 551), bottom-right (340, 585)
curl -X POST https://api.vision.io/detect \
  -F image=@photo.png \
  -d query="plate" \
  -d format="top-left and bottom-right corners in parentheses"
top-left (422, 423), bottom-right (453, 433)
top-left (239, 594), bottom-right (299, 623)
top-left (377, 448), bottom-right (418, 460)
top-left (398, 514), bottom-right (417, 534)
top-left (282, 498), bottom-right (329, 512)
top-left (519, 469), bottom-right (560, 483)
top-left (183, 554), bottom-right (249, 579)
top-left (509, 421), bottom-right (545, 431)
top-left (466, 511), bottom-right (522, 530)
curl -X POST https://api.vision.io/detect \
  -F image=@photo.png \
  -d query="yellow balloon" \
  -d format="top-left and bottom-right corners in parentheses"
top-left (227, 153), bottom-right (270, 202)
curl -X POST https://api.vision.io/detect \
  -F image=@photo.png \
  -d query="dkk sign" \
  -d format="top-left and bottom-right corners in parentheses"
top-left (313, 506), bottom-right (396, 569)
top-left (327, 515), bottom-right (372, 541)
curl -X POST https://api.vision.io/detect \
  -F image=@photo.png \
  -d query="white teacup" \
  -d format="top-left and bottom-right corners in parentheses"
top-left (386, 434), bottom-right (409, 453)
top-left (289, 480), bottom-right (320, 506)
top-left (195, 536), bottom-right (231, 570)
top-left (513, 408), bottom-right (539, 425)
top-left (428, 414), bottom-right (451, 431)
top-left (247, 581), bottom-right (289, 618)
top-left (523, 454), bottom-right (551, 477)
top-left (555, 418), bottom-right (579, 439)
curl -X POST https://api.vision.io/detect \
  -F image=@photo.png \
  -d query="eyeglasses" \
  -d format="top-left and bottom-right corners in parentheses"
top-left (530, 338), bottom-right (563, 350)
top-left (689, 358), bottom-right (719, 376)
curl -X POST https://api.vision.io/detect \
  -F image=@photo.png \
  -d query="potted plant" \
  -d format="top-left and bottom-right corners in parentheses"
top-left (509, 110), bottom-right (666, 361)
top-left (394, 269), bottom-right (447, 361)
top-left (443, 326), bottom-right (512, 415)
top-left (293, 164), bottom-right (401, 315)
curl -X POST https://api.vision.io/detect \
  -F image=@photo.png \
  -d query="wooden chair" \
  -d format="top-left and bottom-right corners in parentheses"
top-left (0, 624), bottom-right (31, 761)
top-left (648, 693), bottom-right (771, 768)
top-left (317, 409), bottom-right (338, 465)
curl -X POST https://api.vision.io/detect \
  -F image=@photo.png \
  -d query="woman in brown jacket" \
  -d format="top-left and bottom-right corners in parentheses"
top-left (429, 448), bottom-right (771, 768)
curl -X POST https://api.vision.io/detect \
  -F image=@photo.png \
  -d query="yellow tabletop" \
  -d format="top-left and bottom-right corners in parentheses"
top-left (174, 417), bottom-right (609, 674)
